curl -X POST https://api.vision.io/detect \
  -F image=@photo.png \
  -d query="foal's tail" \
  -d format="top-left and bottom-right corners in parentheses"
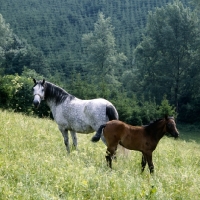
top-left (91, 124), bottom-right (106, 142)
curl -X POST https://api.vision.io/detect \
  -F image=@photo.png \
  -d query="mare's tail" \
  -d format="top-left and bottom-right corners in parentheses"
top-left (106, 104), bottom-right (119, 120)
top-left (91, 124), bottom-right (106, 142)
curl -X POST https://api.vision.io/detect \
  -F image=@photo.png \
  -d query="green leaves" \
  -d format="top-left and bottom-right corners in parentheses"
top-left (158, 95), bottom-right (177, 118)
top-left (134, 1), bottom-right (200, 114)
top-left (82, 12), bottom-right (127, 85)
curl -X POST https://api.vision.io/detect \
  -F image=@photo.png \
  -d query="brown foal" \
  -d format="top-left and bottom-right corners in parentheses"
top-left (91, 116), bottom-right (179, 173)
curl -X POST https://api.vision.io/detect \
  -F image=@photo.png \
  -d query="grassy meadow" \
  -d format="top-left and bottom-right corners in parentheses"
top-left (0, 109), bottom-right (200, 200)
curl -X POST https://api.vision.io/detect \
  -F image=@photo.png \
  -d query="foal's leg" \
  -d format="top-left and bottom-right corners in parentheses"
top-left (59, 127), bottom-right (70, 153)
top-left (146, 152), bottom-right (154, 174)
top-left (106, 146), bottom-right (117, 169)
top-left (141, 153), bottom-right (147, 172)
top-left (105, 153), bottom-right (112, 168)
top-left (70, 130), bottom-right (78, 150)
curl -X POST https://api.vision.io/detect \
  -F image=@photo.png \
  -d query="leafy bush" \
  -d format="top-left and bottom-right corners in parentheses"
top-left (0, 68), bottom-right (50, 117)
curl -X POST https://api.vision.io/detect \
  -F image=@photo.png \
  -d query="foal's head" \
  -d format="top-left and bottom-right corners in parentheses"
top-left (165, 116), bottom-right (179, 138)
top-left (32, 78), bottom-right (46, 108)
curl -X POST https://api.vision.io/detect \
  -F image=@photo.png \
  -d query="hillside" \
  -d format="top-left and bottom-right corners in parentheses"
top-left (0, 109), bottom-right (200, 199)
top-left (0, 0), bottom-right (188, 74)
top-left (1, 0), bottom-right (199, 125)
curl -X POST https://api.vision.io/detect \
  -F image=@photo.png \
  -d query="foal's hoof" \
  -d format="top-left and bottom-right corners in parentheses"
top-left (113, 155), bottom-right (117, 161)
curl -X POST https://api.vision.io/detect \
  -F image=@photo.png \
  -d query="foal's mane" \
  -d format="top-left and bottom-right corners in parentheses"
top-left (44, 81), bottom-right (75, 104)
top-left (144, 118), bottom-right (164, 131)
top-left (144, 116), bottom-right (174, 131)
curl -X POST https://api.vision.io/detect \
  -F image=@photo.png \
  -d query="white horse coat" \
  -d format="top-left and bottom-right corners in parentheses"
top-left (33, 79), bottom-right (119, 153)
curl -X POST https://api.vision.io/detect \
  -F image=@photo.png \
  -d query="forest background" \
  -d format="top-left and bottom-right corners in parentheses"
top-left (0, 0), bottom-right (200, 125)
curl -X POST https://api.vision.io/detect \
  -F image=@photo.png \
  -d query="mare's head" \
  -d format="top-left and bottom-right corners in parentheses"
top-left (32, 78), bottom-right (45, 108)
top-left (165, 116), bottom-right (179, 138)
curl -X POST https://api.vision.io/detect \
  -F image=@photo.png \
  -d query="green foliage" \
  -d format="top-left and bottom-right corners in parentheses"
top-left (0, 13), bottom-right (13, 70)
top-left (178, 95), bottom-right (200, 123)
top-left (0, 0), bottom-right (188, 78)
top-left (0, 75), bottom-right (23, 108)
top-left (0, 14), bottom-right (48, 76)
top-left (0, 0), bottom-right (199, 123)
top-left (82, 12), bottom-right (127, 88)
top-left (0, 69), bottom-right (50, 117)
top-left (113, 94), bottom-right (159, 125)
top-left (0, 110), bottom-right (200, 199)
top-left (0, 74), bottom-right (36, 114)
top-left (157, 95), bottom-right (177, 118)
top-left (134, 0), bottom-right (200, 121)
top-left (69, 73), bottom-right (99, 99)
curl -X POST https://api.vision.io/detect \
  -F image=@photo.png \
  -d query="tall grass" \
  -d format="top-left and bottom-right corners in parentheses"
top-left (0, 109), bottom-right (200, 199)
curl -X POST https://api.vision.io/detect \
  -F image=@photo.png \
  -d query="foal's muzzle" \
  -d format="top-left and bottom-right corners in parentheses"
top-left (173, 131), bottom-right (179, 139)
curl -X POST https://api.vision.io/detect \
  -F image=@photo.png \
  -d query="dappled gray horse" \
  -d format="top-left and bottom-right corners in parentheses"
top-left (32, 79), bottom-right (118, 153)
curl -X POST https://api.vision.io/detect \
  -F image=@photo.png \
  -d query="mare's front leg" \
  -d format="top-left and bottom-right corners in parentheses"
top-left (70, 130), bottom-right (78, 150)
top-left (59, 127), bottom-right (70, 153)
top-left (141, 153), bottom-right (147, 173)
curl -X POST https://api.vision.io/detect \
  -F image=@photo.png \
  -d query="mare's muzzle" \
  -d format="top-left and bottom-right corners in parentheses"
top-left (33, 94), bottom-right (42, 108)
top-left (33, 99), bottom-right (40, 108)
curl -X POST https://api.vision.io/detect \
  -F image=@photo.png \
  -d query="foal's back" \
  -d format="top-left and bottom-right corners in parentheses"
top-left (103, 120), bottom-right (146, 151)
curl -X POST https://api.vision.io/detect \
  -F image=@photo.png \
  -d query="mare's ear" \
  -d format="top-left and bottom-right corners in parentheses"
top-left (33, 78), bottom-right (36, 84)
top-left (42, 79), bottom-right (45, 85)
top-left (164, 114), bottom-right (168, 121)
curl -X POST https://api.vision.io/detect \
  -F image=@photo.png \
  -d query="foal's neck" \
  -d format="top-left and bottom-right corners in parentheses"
top-left (150, 121), bottom-right (166, 141)
top-left (156, 123), bottom-right (166, 141)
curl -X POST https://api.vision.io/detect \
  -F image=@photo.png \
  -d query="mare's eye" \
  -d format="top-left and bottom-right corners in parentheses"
top-left (42, 89), bottom-right (44, 92)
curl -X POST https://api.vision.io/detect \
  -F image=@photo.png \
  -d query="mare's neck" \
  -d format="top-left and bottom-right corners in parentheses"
top-left (46, 99), bottom-right (57, 119)
top-left (44, 82), bottom-right (70, 104)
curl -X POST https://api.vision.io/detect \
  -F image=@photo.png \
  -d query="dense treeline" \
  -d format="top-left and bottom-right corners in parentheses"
top-left (0, 0), bottom-right (199, 124)
top-left (0, 0), bottom-right (188, 75)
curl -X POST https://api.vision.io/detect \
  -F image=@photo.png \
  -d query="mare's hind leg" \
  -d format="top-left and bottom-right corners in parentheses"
top-left (141, 153), bottom-right (147, 172)
top-left (59, 128), bottom-right (70, 153)
top-left (70, 130), bottom-right (78, 150)
top-left (100, 134), bottom-right (107, 146)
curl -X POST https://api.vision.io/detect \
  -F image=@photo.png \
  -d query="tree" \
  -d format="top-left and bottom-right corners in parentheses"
top-left (0, 14), bottom-right (27, 75)
top-left (191, 0), bottom-right (200, 9)
top-left (134, 0), bottom-right (200, 114)
top-left (0, 14), bottom-right (13, 73)
top-left (82, 12), bottom-right (127, 96)
top-left (157, 95), bottom-right (177, 118)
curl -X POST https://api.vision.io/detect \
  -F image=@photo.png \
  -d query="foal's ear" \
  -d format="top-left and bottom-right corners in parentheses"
top-left (164, 114), bottom-right (168, 120)
top-left (42, 79), bottom-right (45, 85)
top-left (33, 78), bottom-right (36, 84)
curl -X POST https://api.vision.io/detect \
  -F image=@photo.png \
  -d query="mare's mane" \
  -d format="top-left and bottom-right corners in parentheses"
top-left (44, 81), bottom-right (75, 104)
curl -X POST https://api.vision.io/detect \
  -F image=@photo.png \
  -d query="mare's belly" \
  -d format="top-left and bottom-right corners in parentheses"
top-left (74, 125), bottom-right (94, 134)
top-left (58, 118), bottom-right (94, 134)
